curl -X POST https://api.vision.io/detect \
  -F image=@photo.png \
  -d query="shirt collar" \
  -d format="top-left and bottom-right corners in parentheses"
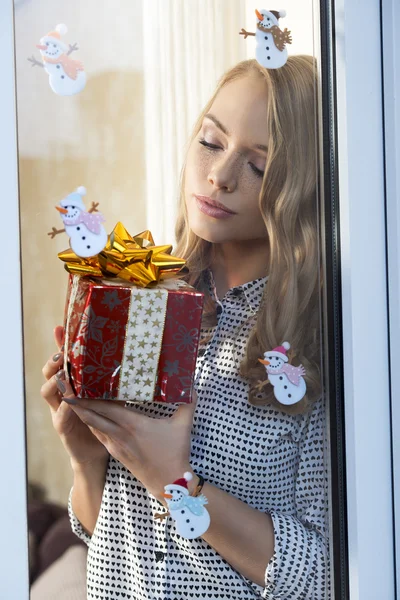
top-left (205, 269), bottom-right (267, 314)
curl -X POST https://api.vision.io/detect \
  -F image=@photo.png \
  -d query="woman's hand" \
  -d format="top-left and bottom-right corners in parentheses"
top-left (40, 325), bottom-right (109, 469)
top-left (62, 392), bottom-right (197, 501)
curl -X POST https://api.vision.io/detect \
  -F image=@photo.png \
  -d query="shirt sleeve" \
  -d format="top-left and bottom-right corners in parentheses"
top-left (262, 396), bottom-right (330, 599)
top-left (67, 486), bottom-right (92, 546)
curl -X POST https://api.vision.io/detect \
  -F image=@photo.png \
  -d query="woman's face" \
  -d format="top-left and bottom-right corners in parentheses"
top-left (184, 74), bottom-right (269, 244)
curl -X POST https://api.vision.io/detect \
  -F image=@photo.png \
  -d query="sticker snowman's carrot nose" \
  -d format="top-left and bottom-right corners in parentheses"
top-left (55, 205), bottom-right (68, 214)
top-left (163, 492), bottom-right (173, 499)
top-left (255, 9), bottom-right (263, 20)
top-left (36, 44), bottom-right (47, 50)
top-left (258, 358), bottom-right (270, 365)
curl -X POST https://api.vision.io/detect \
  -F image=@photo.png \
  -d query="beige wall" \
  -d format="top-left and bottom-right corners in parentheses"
top-left (16, 1), bottom-right (146, 505)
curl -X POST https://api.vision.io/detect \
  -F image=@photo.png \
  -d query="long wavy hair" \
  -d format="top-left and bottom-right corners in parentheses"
top-left (175, 56), bottom-right (321, 415)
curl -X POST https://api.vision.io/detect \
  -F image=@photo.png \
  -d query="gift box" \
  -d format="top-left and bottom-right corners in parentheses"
top-left (59, 223), bottom-right (204, 404)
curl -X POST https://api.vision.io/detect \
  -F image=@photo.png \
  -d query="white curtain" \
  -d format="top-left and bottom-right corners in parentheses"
top-left (142, 0), bottom-right (247, 245)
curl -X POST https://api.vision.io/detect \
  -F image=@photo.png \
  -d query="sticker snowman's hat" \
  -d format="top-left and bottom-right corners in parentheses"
top-left (166, 472), bottom-right (193, 494)
top-left (269, 9), bottom-right (287, 20)
top-left (264, 341), bottom-right (290, 362)
top-left (40, 24), bottom-right (68, 52)
top-left (60, 186), bottom-right (87, 211)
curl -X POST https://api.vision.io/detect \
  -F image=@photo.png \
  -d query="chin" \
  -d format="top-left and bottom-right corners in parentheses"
top-left (188, 219), bottom-right (236, 244)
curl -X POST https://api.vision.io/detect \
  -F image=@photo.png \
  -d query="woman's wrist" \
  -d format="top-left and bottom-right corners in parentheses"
top-left (70, 454), bottom-right (109, 477)
top-left (153, 464), bottom-right (197, 503)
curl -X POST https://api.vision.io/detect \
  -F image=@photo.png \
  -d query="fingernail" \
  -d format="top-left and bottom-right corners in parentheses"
top-left (56, 370), bottom-right (65, 381)
top-left (63, 397), bottom-right (77, 405)
top-left (56, 379), bottom-right (66, 394)
top-left (53, 353), bottom-right (62, 362)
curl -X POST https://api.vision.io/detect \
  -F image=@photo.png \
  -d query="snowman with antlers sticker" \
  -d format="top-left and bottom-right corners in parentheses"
top-left (240, 8), bottom-right (292, 69)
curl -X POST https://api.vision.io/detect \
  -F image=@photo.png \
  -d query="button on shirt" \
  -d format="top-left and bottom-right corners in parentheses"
top-left (68, 274), bottom-right (330, 599)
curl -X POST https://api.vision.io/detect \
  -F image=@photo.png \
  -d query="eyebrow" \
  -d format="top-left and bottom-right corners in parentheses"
top-left (204, 113), bottom-right (268, 152)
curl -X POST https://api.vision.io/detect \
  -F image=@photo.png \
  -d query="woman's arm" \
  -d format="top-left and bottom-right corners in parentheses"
top-left (186, 477), bottom-right (275, 587)
top-left (185, 396), bottom-right (329, 598)
top-left (69, 456), bottom-right (109, 542)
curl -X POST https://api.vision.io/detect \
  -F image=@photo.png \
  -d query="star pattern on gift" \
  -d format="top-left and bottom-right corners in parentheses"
top-left (119, 288), bottom-right (167, 402)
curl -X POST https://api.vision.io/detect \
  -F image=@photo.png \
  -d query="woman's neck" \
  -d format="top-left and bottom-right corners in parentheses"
top-left (210, 239), bottom-right (269, 299)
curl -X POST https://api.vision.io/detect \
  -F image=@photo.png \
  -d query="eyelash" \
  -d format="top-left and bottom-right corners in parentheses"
top-left (198, 138), bottom-right (265, 178)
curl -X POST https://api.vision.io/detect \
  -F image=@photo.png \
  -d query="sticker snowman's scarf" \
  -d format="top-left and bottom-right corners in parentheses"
top-left (272, 363), bottom-right (306, 386)
top-left (68, 211), bottom-right (106, 234)
top-left (256, 24), bottom-right (292, 51)
top-left (42, 53), bottom-right (84, 80)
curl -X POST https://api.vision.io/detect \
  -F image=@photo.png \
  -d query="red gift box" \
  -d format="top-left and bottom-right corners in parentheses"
top-left (63, 274), bottom-right (204, 403)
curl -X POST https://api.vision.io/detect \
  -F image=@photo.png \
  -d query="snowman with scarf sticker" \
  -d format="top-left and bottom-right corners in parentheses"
top-left (29, 24), bottom-right (86, 96)
top-left (162, 472), bottom-right (210, 539)
top-left (258, 342), bottom-right (307, 405)
top-left (55, 186), bottom-right (107, 258)
top-left (240, 9), bottom-right (292, 69)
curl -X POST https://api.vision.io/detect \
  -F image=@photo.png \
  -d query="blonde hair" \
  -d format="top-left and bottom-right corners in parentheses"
top-left (175, 56), bottom-right (321, 415)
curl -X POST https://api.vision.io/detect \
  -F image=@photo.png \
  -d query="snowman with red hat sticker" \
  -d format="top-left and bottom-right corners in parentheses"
top-left (162, 472), bottom-right (210, 539)
top-left (258, 342), bottom-right (307, 405)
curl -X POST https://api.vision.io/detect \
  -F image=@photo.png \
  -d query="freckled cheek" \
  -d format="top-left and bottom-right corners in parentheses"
top-left (185, 150), bottom-right (212, 198)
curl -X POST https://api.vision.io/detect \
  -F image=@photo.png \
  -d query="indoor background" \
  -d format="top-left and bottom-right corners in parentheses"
top-left (14, 0), bottom-right (314, 505)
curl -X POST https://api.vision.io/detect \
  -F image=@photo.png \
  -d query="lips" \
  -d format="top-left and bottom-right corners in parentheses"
top-left (194, 195), bottom-right (236, 219)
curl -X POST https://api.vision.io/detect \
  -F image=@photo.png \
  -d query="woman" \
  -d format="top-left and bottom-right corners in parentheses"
top-left (41, 56), bottom-right (329, 599)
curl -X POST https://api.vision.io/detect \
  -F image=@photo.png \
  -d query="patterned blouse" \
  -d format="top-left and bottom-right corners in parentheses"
top-left (68, 273), bottom-right (330, 599)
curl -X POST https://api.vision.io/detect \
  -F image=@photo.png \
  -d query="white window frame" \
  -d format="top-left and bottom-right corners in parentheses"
top-left (333, 0), bottom-right (396, 598)
top-left (1, 0), bottom-right (397, 598)
top-left (382, 0), bottom-right (400, 596)
top-left (0, 0), bottom-right (29, 598)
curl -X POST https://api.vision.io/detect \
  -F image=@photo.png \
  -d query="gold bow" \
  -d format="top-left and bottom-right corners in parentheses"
top-left (58, 222), bottom-right (186, 287)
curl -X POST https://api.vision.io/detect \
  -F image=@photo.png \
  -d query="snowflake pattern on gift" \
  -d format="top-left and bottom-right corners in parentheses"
top-left (172, 324), bottom-right (199, 353)
top-left (163, 359), bottom-right (180, 377)
top-left (118, 288), bottom-right (168, 402)
top-left (79, 305), bottom-right (109, 343)
top-left (101, 290), bottom-right (123, 311)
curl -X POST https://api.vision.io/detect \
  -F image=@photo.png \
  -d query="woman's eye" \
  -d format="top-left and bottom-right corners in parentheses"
top-left (199, 138), bottom-right (221, 150)
top-left (249, 163), bottom-right (265, 178)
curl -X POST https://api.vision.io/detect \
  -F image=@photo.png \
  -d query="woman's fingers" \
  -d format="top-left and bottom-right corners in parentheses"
top-left (53, 325), bottom-right (64, 350)
top-left (67, 402), bottom-right (122, 438)
top-left (40, 371), bottom-right (64, 412)
top-left (42, 350), bottom-right (64, 381)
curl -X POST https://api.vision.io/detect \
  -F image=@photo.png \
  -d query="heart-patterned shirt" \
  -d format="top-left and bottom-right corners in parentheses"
top-left (68, 273), bottom-right (330, 599)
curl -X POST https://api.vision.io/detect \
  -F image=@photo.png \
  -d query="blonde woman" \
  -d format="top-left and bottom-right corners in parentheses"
top-left (41, 56), bottom-right (329, 599)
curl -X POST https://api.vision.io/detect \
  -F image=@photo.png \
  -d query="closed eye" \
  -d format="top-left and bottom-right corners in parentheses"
top-left (199, 138), bottom-right (221, 151)
top-left (198, 138), bottom-right (265, 178)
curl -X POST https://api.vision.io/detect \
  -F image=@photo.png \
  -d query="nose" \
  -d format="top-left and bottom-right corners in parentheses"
top-left (207, 151), bottom-right (240, 193)
top-left (36, 44), bottom-right (47, 50)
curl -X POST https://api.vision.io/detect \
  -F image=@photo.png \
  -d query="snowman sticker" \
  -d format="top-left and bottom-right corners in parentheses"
top-left (54, 186), bottom-right (108, 258)
top-left (157, 472), bottom-right (210, 539)
top-left (28, 24), bottom-right (86, 96)
top-left (258, 342), bottom-right (307, 405)
top-left (240, 9), bottom-right (292, 69)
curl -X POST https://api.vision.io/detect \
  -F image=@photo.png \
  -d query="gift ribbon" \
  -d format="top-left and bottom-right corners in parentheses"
top-left (63, 275), bottom-right (81, 382)
top-left (118, 286), bottom-right (168, 401)
top-left (58, 222), bottom-right (186, 287)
